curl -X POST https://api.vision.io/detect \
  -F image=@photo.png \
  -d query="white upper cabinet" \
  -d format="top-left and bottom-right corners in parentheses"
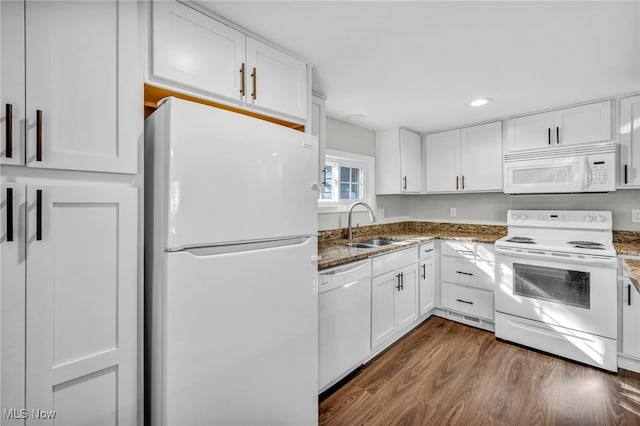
top-left (425, 129), bottom-right (459, 192)
top-left (376, 128), bottom-right (422, 194)
top-left (246, 38), bottom-right (308, 120)
top-left (23, 0), bottom-right (138, 173)
top-left (1, 0), bottom-right (25, 166)
top-left (425, 122), bottom-right (502, 193)
top-left (148, 0), bottom-right (308, 122)
top-left (506, 101), bottom-right (611, 152)
top-left (619, 95), bottom-right (640, 187)
top-left (459, 122), bottom-right (503, 191)
top-left (151, 0), bottom-right (245, 104)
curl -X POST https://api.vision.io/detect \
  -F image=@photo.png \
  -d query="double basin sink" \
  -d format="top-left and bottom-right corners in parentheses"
top-left (343, 237), bottom-right (407, 249)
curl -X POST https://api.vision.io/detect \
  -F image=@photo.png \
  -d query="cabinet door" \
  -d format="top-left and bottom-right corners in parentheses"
top-left (554, 101), bottom-right (611, 146)
top-left (26, 185), bottom-right (137, 425)
top-left (25, 0), bottom-right (138, 173)
top-left (1, 183), bottom-right (26, 424)
top-left (619, 95), bottom-right (640, 187)
top-left (505, 111), bottom-right (555, 152)
top-left (622, 279), bottom-right (640, 358)
top-left (460, 122), bottom-right (502, 191)
top-left (419, 258), bottom-right (435, 316)
top-left (371, 273), bottom-right (397, 349)
top-left (399, 129), bottom-right (422, 192)
top-left (150, 0), bottom-right (245, 104)
top-left (1, 0), bottom-right (25, 166)
top-left (396, 265), bottom-right (418, 329)
top-left (246, 37), bottom-right (307, 121)
top-left (425, 129), bottom-right (459, 192)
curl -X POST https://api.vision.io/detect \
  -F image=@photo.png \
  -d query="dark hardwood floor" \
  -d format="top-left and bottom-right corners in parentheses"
top-left (319, 316), bottom-right (640, 425)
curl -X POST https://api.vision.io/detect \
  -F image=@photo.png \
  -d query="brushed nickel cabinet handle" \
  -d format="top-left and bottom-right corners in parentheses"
top-left (556, 126), bottom-right (560, 144)
top-left (462, 175), bottom-right (465, 190)
top-left (456, 176), bottom-right (459, 190)
top-left (402, 176), bottom-right (407, 190)
top-left (6, 187), bottom-right (13, 242)
top-left (36, 110), bottom-right (43, 161)
top-left (400, 272), bottom-right (404, 290)
top-left (456, 298), bottom-right (474, 305)
top-left (548, 128), bottom-right (551, 145)
top-left (421, 264), bottom-right (426, 279)
top-left (396, 273), bottom-right (401, 291)
top-left (239, 63), bottom-right (246, 97)
top-left (36, 189), bottom-right (42, 240)
top-left (251, 67), bottom-right (257, 100)
top-left (5, 103), bottom-right (12, 158)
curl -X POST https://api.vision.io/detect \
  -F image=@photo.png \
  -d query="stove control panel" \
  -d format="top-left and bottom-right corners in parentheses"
top-left (507, 210), bottom-right (612, 230)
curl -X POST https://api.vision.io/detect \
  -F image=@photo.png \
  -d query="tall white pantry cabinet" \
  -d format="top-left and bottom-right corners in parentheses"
top-left (1, 1), bottom-right (140, 425)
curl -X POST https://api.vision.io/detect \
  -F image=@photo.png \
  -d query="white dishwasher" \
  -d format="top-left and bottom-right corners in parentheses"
top-left (319, 259), bottom-right (371, 392)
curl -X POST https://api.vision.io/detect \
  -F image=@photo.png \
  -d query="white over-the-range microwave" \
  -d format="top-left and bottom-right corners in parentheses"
top-left (503, 142), bottom-right (617, 194)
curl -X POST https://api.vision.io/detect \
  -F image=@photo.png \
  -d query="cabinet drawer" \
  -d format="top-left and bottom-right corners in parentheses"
top-left (440, 241), bottom-right (476, 259)
top-left (441, 257), bottom-right (494, 290)
top-left (441, 282), bottom-right (493, 320)
top-left (372, 247), bottom-right (417, 277)
top-left (419, 242), bottom-right (435, 260)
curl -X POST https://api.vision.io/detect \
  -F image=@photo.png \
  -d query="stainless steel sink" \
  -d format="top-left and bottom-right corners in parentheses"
top-left (359, 239), bottom-right (398, 246)
top-left (343, 242), bottom-right (377, 249)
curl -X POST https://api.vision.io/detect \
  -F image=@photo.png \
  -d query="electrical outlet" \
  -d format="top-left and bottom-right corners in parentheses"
top-left (377, 209), bottom-right (385, 219)
top-left (450, 208), bottom-right (457, 217)
top-left (633, 209), bottom-right (640, 223)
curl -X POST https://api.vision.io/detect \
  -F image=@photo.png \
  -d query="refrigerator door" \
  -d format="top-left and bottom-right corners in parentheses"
top-left (160, 97), bottom-right (318, 250)
top-left (150, 237), bottom-right (318, 426)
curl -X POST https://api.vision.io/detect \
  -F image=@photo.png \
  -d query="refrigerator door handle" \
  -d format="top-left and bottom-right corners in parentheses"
top-left (175, 236), bottom-right (313, 256)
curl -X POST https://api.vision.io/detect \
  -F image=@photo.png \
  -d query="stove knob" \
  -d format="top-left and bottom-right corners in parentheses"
top-left (595, 215), bottom-right (605, 223)
top-left (584, 215), bottom-right (593, 222)
top-left (511, 213), bottom-right (519, 220)
top-left (520, 214), bottom-right (528, 220)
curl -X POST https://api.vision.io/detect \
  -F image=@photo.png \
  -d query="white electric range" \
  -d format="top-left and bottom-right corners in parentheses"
top-left (494, 210), bottom-right (618, 372)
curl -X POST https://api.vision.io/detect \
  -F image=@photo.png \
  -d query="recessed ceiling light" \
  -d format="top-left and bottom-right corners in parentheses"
top-left (470, 98), bottom-right (492, 107)
top-left (345, 113), bottom-right (366, 123)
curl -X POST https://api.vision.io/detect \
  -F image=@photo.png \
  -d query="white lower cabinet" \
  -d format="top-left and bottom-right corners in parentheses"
top-left (1, 183), bottom-right (137, 425)
top-left (371, 248), bottom-right (419, 350)
top-left (418, 242), bottom-right (435, 316)
top-left (621, 278), bottom-right (640, 358)
top-left (438, 241), bottom-right (495, 322)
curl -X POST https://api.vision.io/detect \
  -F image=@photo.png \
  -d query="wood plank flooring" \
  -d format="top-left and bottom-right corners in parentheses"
top-left (319, 316), bottom-right (640, 425)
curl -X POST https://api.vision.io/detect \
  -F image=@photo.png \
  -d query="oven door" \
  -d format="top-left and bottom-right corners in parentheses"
top-left (503, 155), bottom-right (587, 194)
top-left (495, 248), bottom-right (617, 338)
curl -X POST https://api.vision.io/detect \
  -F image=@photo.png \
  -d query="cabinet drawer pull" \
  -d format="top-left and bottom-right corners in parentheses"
top-left (36, 109), bottom-right (43, 161)
top-left (624, 164), bottom-right (628, 185)
top-left (396, 273), bottom-right (401, 291)
top-left (251, 67), bottom-right (257, 100)
top-left (456, 176), bottom-right (459, 190)
top-left (556, 126), bottom-right (560, 144)
top-left (629, 284), bottom-right (632, 306)
top-left (456, 298), bottom-right (474, 305)
top-left (456, 270), bottom-right (473, 276)
top-left (6, 187), bottom-right (13, 242)
top-left (424, 248), bottom-right (434, 253)
top-left (461, 175), bottom-right (465, 190)
top-left (239, 63), bottom-right (246, 97)
top-left (548, 127), bottom-right (551, 145)
top-left (36, 189), bottom-right (42, 241)
top-left (402, 176), bottom-right (407, 190)
top-left (5, 103), bottom-right (12, 158)
top-left (455, 250), bottom-right (474, 255)
top-left (421, 264), bottom-right (426, 279)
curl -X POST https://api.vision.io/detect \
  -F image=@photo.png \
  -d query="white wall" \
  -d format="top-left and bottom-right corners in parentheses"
top-left (408, 190), bottom-right (640, 231)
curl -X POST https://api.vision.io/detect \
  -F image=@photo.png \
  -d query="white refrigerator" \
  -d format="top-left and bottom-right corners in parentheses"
top-left (145, 97), bottom-right (319, 426)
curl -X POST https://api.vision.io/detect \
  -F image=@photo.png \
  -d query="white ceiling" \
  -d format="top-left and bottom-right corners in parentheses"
top-left (194, 1), bottom-right (640, 133)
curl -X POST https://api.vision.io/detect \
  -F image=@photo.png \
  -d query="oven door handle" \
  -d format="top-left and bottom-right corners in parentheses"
top-left (495, 246), bottom-right (618, 268)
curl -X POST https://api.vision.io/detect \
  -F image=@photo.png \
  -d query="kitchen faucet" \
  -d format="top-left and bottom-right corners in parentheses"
top-left (347, 201), bottom-right (377, 241)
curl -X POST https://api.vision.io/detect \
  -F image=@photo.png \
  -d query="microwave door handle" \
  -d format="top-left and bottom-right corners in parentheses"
top-left (583, 157), bottom-right (590, 190)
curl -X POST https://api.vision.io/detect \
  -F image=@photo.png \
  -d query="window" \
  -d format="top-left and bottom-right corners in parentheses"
top-left (318, 149), bottom-right (375, 213)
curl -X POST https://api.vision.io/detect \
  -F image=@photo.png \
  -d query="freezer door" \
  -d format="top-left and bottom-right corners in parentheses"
top-left (151, 237), bottom-right (318, 426)
top-left (161, 98), bottom-right (318, 249)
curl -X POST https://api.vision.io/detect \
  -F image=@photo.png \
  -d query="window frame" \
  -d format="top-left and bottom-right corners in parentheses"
top-left (317, 149), bottom-right (376, 214)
